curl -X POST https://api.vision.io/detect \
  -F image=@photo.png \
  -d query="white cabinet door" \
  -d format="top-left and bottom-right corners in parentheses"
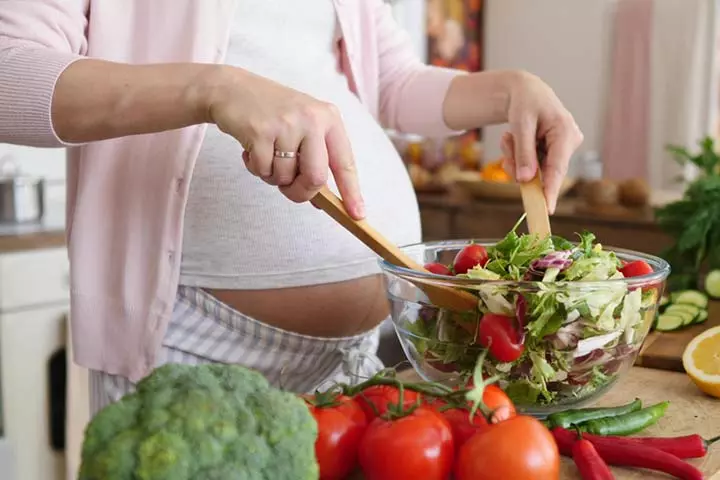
top-left (0, 249), bottom-right (69, 312)
top-left (1, 306), bottom-right (67, 480)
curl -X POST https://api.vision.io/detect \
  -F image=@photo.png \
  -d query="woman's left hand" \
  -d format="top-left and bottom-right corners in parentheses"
top-left (499, 72), bottom-right (584, 214)
top-left (444, 70), bottom-right (583, 214)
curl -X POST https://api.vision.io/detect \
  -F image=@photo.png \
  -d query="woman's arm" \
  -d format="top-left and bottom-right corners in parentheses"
top-left (443, 70), bottom-right (583, 213)
top-left (52, 60), bottom-right (220, 143)
top-left (441, 70), bottom-right (517, 130)
top-left (0, 1), bottom-right (227, 145)
top-left (371, 2), bottom-right (582, 212)
top-left (0, 1), bottom-right (365, 217)
top-left (0, 0), bottom-right (89, 146)
top-left (371, 1), bottom-right (465, 138)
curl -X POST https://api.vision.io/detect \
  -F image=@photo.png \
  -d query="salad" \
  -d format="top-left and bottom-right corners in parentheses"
top-left (402, 217), bottom-right (663, 408)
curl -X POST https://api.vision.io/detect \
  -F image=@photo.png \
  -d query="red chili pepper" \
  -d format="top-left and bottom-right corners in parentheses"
top-left (624, 434), bottom-right (720, 459)
top-left (572, 437), bottom-right (616, 480)
top-left (554, 426), bottom-right (719, 459)
top-left (552, 428), bottom-right (703, 480)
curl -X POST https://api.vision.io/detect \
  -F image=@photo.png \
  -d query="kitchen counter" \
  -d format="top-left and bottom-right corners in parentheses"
top-left (416, 189), bottom-right (674, 256)
top-left (558, 367), bottom-right (719, 479)
top-left (0, 203), bottom-right (65, 253)
top-left (387, 366), bottom-right (720, 479)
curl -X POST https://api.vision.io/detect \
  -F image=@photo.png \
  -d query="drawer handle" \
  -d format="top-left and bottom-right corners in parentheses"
top-left (48, 348), bottom-right (67, 452)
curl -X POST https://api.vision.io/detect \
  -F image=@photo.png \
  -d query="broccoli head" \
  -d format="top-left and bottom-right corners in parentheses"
top-left (79, 363), bottom-right (319, 480)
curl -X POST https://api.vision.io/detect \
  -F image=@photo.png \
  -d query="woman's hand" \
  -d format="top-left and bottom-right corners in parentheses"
top-left (501, 72), bottom-right (583, 213)
top-left (443, 70), bottom-right (583, 213)
top-left (205, 66), bottom-right (365, 219)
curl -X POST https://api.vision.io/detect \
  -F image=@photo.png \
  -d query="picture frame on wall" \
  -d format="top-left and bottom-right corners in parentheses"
top-left (427, 0), bottom-right (483, 144)
top-left (427, 0), bottom-right (483, 72)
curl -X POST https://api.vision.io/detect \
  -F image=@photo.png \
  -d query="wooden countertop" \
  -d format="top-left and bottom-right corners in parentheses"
top-left (558, 367), bottom-right (720, 479)
top-left (416, 190), bottom-right (664, 229)
top-left (383, 367), bottom-right (720, 479)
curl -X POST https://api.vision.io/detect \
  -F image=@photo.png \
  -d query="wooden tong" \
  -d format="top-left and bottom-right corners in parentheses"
top-left (311, 187), bottom-right (478, 312)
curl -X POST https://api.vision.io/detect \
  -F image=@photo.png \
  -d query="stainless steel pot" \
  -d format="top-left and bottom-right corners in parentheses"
top-left (0, 156), bottom-right (45, 224)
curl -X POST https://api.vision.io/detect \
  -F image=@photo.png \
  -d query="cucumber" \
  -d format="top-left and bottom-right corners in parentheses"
top-left (659, 295), bottom-right (670, 310)
top-left (663, 304), bottom-right (700, 326)
top-left (705, 269), bottom-right (720, 300)
top-left (655, 314), bottom-right (685, 332)
top-left (695, 309), bottom-right (709, 325)
top-left (670, 290), bottom-right (709, 309)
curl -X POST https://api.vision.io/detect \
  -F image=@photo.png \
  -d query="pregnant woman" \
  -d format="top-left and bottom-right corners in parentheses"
top-left (0, 1), bottom-right (582, 413)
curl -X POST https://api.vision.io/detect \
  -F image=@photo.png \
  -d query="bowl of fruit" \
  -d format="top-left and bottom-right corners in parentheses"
top-left (379, 219), bottom-right (670, 416)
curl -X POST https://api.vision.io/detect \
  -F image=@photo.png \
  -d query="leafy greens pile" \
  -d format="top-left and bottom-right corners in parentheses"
top-left (404, 221), bottom-right (658, 407)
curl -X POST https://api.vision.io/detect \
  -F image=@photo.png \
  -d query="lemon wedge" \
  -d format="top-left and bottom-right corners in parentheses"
top-left (683, 325), bottom-right (720, 398)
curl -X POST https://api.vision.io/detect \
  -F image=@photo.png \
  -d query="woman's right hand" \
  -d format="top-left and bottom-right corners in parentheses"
top-left (204, 66), bottom-right (365, 219)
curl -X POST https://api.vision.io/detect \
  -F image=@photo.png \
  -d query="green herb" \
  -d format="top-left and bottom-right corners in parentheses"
top-left (551, 235), bottom-right (575, 251)
top-left (655, 137), bottom-right (720, 289)
top-left (577, 231), bottom-right (597, 257)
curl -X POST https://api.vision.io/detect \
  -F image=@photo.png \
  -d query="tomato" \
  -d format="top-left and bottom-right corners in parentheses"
top-left (620, 260), bottom-right (658, 292)
top-left (437, 407), bottom-right (488, 448)
top-left (455, 415), bottom-right (560, 480)
top-left (359, 407), bottom-right (454, 480)
top-left (305, 395), bottom-right (368, 480)
top-left (354, 385), bottom-right (420, 419)
top-left (452, 244), bottom-right (489, 274)
top-left (424, 262), bottom-right (452, 275)
top-left (481, 384), bottom-right (517, 422)
top-left (620, 260), bottom-right (653, 278)
top-left (476, 313), bottom-right (525, 362)
top-left (428, 385), bottom-right (516, 448)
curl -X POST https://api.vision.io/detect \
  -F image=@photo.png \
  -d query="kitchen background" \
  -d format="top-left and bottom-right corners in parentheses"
top-left (0, 0), bottom-right (719, 479)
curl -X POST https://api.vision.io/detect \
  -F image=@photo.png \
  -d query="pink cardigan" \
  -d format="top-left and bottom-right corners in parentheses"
top-left (0, 0), bottom-right (462, 381)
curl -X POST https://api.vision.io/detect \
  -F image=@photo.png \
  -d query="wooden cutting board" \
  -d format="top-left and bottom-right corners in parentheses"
top-left (636, 300), bottom-right (720, 371)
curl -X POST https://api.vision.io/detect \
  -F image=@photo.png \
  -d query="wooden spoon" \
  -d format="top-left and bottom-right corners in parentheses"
top-left (520, 174), bottom-right (551, 237)
top-left (312, 186), bottom-right (478, 312)
top-left (519, 141), bottom-right (552, 237)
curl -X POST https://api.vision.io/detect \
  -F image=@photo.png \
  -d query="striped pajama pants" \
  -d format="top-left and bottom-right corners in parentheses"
top-left (89, 285), bottom-right (384, 415)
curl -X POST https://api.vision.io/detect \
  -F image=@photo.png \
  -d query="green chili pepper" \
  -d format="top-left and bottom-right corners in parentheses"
top-left (579, 401), bottom-right (670, 436)
top-left (546, 398), bottom-right (643, 429)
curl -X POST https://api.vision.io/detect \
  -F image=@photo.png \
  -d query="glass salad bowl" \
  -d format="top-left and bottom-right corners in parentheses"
top-left (379, 232), bottom-right (670, 416)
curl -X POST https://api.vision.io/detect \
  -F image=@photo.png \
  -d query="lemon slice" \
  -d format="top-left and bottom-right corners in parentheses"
top-left (683, 325), bottom-right (720, 398)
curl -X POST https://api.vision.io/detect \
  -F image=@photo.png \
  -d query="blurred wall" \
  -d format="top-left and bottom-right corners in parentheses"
top-left (482, 0), bottom-right (617, 173)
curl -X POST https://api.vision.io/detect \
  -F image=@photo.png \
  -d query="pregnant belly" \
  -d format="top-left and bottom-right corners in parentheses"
top-left (204, 274), bottom-right (390, 337)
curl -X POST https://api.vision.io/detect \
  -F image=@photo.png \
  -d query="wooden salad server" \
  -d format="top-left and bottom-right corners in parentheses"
top-left (312, 186), bottom-right (478, 312)
top-left (520, 140), bottom-right (552, 237)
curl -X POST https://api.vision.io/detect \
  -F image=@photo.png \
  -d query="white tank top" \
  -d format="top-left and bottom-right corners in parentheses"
top-left (180, 0), bottom-right (422, 290)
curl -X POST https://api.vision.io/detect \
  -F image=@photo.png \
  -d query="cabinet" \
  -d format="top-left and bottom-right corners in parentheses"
top-left (0, 248), bottom-right (72, 480)
top-left (417, 193), bottom-right (674, 256)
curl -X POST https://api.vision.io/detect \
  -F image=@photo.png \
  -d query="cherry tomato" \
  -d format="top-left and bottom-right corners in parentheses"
top-left (305, 395), bottom-right (368, 480)
top-left (354, 385), bottom-right (420, 419)
top-left (621, 260), bottom-right (658, 292)
top-left (455, 415), bottom-right (560, 480)
top-left (620, 260), bottom-right (653, 278)
top-left (481, 384), bottom-right (517, 422)
top-left (476, 313), bottom-right (525, 362)
top-left (359, 407), bottom-right (454, 480)
top-left (424, 262), bottom-right (453, 275)
top-left (452, 244), bottom-right (489, 274)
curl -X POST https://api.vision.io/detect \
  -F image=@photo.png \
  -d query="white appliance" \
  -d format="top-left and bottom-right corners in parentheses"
top-left (0, 247), bottom-right (70, 480)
